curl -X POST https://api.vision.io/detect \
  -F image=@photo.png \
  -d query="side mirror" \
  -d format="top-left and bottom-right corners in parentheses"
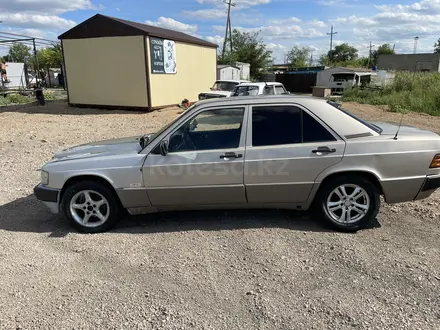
top-left (160, 140), bottom-right (169, 156)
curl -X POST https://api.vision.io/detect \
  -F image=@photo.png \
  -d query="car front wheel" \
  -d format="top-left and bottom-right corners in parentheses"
top-left (314, 176), bottom-right (380, 232)
top-left (61, 181), bottom-right (121, 233)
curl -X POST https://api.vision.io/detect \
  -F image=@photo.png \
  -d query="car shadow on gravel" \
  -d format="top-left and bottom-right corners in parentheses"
top-left (0, 195), bottom-right (381, 236)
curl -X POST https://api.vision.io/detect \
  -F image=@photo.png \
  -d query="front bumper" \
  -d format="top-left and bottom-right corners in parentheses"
top-left (415, 174), bottom-right (440, 201)
top-left (34, 184), bottom-right (60, 214)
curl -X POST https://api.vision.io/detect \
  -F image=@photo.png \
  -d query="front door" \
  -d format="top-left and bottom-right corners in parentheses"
top-left (244, 104), bottom-right (346, 204)
top-left (143, 106), bottom-right (248, 206)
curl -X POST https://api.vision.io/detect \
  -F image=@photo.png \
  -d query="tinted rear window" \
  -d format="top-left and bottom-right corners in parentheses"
top-left (303, 111), bottom-right (336, 143)
top-left (252, 106), bottom-right (301, 146)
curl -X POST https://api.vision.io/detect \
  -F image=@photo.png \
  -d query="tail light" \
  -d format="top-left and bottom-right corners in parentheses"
top-left (430, 154), bottom-right (440, 168)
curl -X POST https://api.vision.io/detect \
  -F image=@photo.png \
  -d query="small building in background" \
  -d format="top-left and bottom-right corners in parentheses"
top-left (236, 62), bottom-right (250, 80)
top-left (377, 53), bottom-right (440, 72)
top-left (216, 65), bottom-right (241, 80)
top-left (58, 14), bottom-right (218, 110)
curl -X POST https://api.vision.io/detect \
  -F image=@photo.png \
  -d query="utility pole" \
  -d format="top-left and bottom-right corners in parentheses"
top-left (32, 38), bottom-right (40, 85)
top-left (413, 36), bottom-right (419, 54)
top-left (368, 41), bottom-right (373, 66)
top-left (309, 50), bottom-right (314, 67)
top-left (327, 25), bottom-right (338, 60)
top-left (222, 0), bottom-right (236, 60)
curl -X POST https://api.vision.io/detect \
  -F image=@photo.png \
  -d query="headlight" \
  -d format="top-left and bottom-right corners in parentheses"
top-left (41, 170), bottom-right (49, 185)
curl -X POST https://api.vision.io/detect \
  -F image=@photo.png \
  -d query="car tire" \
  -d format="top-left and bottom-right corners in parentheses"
top-left (313, 176), bottom-right (380, 233)
top-left (61, 180), bottom-right (122, 233)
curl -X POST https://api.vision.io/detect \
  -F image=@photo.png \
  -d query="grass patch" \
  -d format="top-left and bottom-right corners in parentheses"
top-left (0, 93), bottom-right (32, 106)
top-left (341, 72), bottom-right (440, 116)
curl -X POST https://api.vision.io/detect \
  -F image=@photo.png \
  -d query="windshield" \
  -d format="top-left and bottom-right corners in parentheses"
top-left (327, 101), bottom-right (383, 134)
top-left (211, 81), bottom-right (239, 92)
top-left (232, 86), bottom-right (259, 96)
top-left (332, 74), bottom-right (355, 82)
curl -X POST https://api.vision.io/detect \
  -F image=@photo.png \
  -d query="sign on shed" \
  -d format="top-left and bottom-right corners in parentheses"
top-left (150, 37), bottom-right (177, 74)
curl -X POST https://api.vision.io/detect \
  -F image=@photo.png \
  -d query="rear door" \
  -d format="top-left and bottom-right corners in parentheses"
top-left (244, 103), bottom-right (346, 204)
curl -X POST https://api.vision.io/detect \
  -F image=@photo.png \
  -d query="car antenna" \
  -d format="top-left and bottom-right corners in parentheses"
top-left (393, 113), bottom-right (405, 140)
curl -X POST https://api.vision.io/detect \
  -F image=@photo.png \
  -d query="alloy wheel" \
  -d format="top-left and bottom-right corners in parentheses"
top-left (69, 190), bottom-right (110, 228)
top-left (326, 184), bottom-right (370, 224)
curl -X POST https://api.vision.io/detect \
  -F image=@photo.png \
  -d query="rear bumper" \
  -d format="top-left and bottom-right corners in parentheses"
top-left (421, 175), bottom-right (440, 192)
top-left (415, 174), bottom-right (440, 201)
top-left (34, 184), bottom-right (60, 214)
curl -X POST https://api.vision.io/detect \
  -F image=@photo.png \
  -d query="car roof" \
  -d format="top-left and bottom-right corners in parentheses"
top-left (237, 82), bottom-right (283, 87)
top-left (215, 80), bottom-right (250, 83)
top-left (193, 95), bottom-right (380, 138)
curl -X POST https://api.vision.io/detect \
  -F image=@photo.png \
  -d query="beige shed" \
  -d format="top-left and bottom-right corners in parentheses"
top-left (58, 14), bottom-right (218, 110)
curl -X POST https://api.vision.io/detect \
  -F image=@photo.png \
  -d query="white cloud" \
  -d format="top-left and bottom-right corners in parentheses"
top-left (206, 35), bottom-right (224, 46)
top-left (196, 0), bottom-right (271, 7)
top-left (216, 24), bottom-right (325, 39)
top-left (183, 8), bottom-right (227, 20)
top-left (0, 0), bottom-right (101, 15)
top-left (375, 0), bottom-right (440, 14)
top-left (0, 13), bottom-right (76, 30)
top-left (146, 17), bottom-right (199, 36)
top-left (269, 17), bottom-right (301, 25)
top-left (308, 20), bottom-right (327, 28)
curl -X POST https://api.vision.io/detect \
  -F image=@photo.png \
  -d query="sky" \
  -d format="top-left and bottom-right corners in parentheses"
top-left (1, 0), bottom-right (440, 63)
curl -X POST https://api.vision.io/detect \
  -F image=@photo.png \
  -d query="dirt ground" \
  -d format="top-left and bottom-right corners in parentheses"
top-left (0, 100), bottom-right (439, 330)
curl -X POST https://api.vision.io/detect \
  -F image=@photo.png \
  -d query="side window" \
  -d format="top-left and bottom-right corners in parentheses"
top-left (252, 106), bottom-right (337, 147)
top-left (252, 106), bottom-right (301, 147)
top-left (169, 108), bottom-right (245, 152)
top-left (263, 86), bottom-right (275, 95)
top-left (275, 86), bottom-right (287, 95)
top-left (303, 111), bottom-right (336, 142)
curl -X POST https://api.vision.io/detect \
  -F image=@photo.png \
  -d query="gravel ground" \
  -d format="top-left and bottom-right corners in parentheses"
top-left (0, 100), bottom-right (439, 330)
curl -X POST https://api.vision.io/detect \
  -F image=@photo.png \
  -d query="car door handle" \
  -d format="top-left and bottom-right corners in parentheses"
top-left (312, 146), bottom-right (336, 154)
top-left (220, 152), bottom-right (243, 159)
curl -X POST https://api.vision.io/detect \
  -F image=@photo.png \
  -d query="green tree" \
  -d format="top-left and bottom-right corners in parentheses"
top-left (7, 43), bottom-right (32, 63)
top-left (328, 43), bottom-right (358, 62)
top-left (371, 43), bottom-right (395, 65)
top-left (218, 29), bottom-right (272, 80)
top-left (319, 54), bottom-right (369, 68)
top-left (37, 43), bottom-right (63, 68)
top-left (287, 46), bottom-right (312, 68)
top-left (434, 38), bottom-right (440, 53)
top-left (319, 54), bottom-right (331, 66)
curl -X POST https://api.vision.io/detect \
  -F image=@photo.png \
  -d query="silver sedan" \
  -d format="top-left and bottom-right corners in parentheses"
top-left (34, 96), bottom-right (440, 233)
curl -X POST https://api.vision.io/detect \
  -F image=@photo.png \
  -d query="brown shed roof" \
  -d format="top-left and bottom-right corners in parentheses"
top-left (58, 14), bottom-right (218, 48)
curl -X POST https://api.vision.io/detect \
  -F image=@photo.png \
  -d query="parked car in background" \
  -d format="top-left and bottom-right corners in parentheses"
top-left (34, 96), bottom-right (440, 234)
top-left (231, 82), bottom-right (289, 96)
top-left (198, 79), bottom-right (250, 100)
top-left (329, 72), bottom-right (374, 95)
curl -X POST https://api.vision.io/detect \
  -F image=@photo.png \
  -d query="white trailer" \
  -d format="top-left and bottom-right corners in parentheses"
top-left (1, 62), bottom-right (27, 89)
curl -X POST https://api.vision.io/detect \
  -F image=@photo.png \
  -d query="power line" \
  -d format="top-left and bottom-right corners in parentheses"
top-left (327, 25), bottom-right (338, 60)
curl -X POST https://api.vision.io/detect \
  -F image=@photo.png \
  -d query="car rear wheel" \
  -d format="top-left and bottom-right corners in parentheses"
top-left (314, 176), bottom-right (380, 232)
top-left (61, 181), bottom-right (121, 233)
